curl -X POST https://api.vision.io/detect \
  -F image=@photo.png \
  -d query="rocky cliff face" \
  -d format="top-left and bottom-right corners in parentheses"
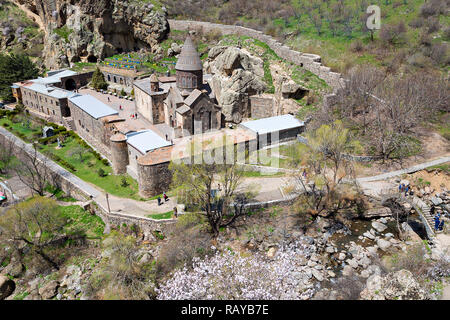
top-left (204, 45), bottom-right (266, 123)
top-left (12, 0), bottom-right (169, 69)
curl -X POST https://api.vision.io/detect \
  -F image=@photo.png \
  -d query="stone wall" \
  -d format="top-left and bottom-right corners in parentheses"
top-left (168, 19), bottom-right (346, 91)
top-left (68, 100), bottom-right (112, 159)
top-left (137, 160), bottom-right (172, 197)
top-left (249, 94), bottom-right (276, 119)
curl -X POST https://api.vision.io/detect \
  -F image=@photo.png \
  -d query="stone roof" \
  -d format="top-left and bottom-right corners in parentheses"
top-left (175, 36), bottom-right (203, 72)
top-left (137, 146), bottom-right (174, 166)
top-left (110, 133), bottom-right (127, 142)
top-left (176, 105), bottom-right (191, 115)
top-left (184, 89), bottom-right (203, 107)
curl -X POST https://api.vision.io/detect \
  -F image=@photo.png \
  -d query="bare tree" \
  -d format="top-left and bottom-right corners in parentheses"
top-left (13, 143), bottom-right (54, 196)
top-left (169, 148), bottom-right (252, 236)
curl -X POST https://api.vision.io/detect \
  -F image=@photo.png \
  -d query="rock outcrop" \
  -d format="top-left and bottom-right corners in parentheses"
top-left (12, 0), bottom-right (170, 68)
top-left (205, 46), bottom-right (266, 123)
top-left (0, 275), bottom-right (15, 300)
top-left (360, 269), bottom-right (429, 300)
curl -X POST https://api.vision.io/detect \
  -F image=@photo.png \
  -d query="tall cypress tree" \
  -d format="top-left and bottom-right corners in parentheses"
top-left (91, 67), bottom-right (108, 90)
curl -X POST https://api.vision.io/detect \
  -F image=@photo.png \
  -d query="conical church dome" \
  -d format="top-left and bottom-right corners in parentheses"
top-left (175, 36), bottom-right (203, 71)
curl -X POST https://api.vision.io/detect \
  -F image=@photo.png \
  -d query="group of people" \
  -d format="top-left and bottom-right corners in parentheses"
top-left (157, 192), bottom-right (169, 206)
top-left (130, 113), bottom-right (138, 119)
top-left (434, 213), bottom-right (445, 232)
top-left (398, 183), bottom-right (412, 196)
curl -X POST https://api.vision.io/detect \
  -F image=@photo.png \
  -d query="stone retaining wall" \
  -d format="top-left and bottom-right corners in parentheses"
top-left (169, 19), bottom-right (346, 91)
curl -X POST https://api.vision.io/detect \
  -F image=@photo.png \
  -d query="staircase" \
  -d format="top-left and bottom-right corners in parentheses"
top-left (63, 117), bottom-right (75, 131)
top-left (381, 191), bottom-right (436, 241)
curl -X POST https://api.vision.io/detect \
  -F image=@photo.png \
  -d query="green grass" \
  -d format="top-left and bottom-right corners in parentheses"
top-left (0, 114), bottom-right (146, 200)
top-left (13, 291), bottom-right (30, 300)
top-left (426, 163), bottom-right (449, 174)
top-left (39, 137), bottom-right (141, 199)
top-left (146, 210), bottom-right (174, 220)
top-left (53, 26), bottom-right (73, 43)
top-left (239, 170), bottom-right (285, 178)
top-left (59, 205), bottom-right (105, 239)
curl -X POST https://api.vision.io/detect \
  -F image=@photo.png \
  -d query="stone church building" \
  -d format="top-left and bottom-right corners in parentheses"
top-left (133, 36), bottom-right (222, 138)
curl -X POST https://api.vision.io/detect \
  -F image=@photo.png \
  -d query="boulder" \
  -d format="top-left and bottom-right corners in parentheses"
top-left (431, 197), bottom-right (443, 206)
top-left (267, 247), bottom-right (277, 258)
top-left (311, 269), bottom-right (324, 281)
top-left (363, 231), bottom-right (376, 240)
top-left (0, 275), bottom-right (15, 300)
top-left (362, 207), bottom-right (392, 218)
top-left (206, 46), bottom-right (266, 123)
top-left (372, 221), bottom-right (387, 233)
top-left (39, 280), bottom-right (59, 300)
top-left (360, 270), bottom-right (428, 300)
top-left (376, 239), bottom-right (391, 251)
top-left (281, 80), bottom-right (308, 99)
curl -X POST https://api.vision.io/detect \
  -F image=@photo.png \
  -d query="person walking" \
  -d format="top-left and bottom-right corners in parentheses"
top-left (404, 185), bottom-right (409, 197)
top-left (434, 213), bottom-right (441, 232)
top-left (107, 97), bottom-right (110, 102)
top-left (398, 183), bottom-right (402, 193)
top-left (173, 206), bottom-right (178, 218)
top-left (163, 191), bottom-right (168, 202)
top-left (157, 196), bottom-right (161, 206)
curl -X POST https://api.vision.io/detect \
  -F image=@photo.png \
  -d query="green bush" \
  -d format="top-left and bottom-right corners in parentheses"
top-left (101, 158), bottom-right (110, 166)
top-left (97, 168), bottom-right (106, 177)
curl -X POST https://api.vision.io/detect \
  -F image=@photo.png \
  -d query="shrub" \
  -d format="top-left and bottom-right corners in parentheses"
top-left (101, 158), bottom-right (109, 166)
top-left (121, 177), bottom-right (129, 187)
top-left (350, 40), bottom-right (364, 53)
top-left (97, 168), bottom-right (106, 177)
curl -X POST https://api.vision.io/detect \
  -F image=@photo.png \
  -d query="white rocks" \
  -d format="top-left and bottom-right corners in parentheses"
top-left (325, 246), bottom-right (335, 254)
top-left (311, 269), bottom-right (324, 282)
top-left (385, 233), bottom-right (394, 238)
top-left (347, 258), bottom-right (359, 269)
top-left (377, 239), bottom-right (392, 251)
top-left (359, 257), bottom-right (372, 268)
top-left (366, 246), bottom-right (378, 255)
top-left (360, 270), bottom-right (371, 278)
top-left (327, 271), bottom-right (336, 278)
top-left (338, 252), bottom-right (346, 260)
top-left (363, 231), bottom-right (375, 240)
top-left (307, 260), bottom-right (317, 267)
top-left (372, 221), bottom-right (387, 233)
top-left (267, 247), bottom-right (277, 258)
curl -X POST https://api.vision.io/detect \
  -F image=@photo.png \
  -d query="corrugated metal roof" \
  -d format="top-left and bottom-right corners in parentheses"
top-left (240, 114), bottom-right (304, 135)
top-left (69, 94), bottom-right (118, 119)
top-left (126, 130), bottom-right (172, 154)
top-left (27, 83), bottom-right (74, 99)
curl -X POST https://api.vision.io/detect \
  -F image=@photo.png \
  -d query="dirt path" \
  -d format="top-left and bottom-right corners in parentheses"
top-left (9, 0), bottom-right (45, 31)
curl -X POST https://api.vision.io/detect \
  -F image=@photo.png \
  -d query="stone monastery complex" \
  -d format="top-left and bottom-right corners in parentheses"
top-left (11, 37), bottom-right (305, 197)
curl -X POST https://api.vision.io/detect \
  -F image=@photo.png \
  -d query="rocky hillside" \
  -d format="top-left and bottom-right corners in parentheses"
top-left (0, 0), bottom-right (43, 59)
top-left (10, 0), bottom-right (170, 69)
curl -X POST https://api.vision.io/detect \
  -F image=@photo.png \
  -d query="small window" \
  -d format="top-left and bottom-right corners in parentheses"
top-left (56, 101), bottom-right (59, 106)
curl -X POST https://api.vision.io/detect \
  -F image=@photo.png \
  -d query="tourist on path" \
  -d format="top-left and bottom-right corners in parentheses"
top-left (404, 185), bottom-right (409, 196)
top-left (163, 192), bottom-right (168, 202)
top-left (173, 207), bottom-right (178, 218)
top-left (157, 197), bottom-right (161, 206)
top-left (434, 213), bottom-right (441, 232)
